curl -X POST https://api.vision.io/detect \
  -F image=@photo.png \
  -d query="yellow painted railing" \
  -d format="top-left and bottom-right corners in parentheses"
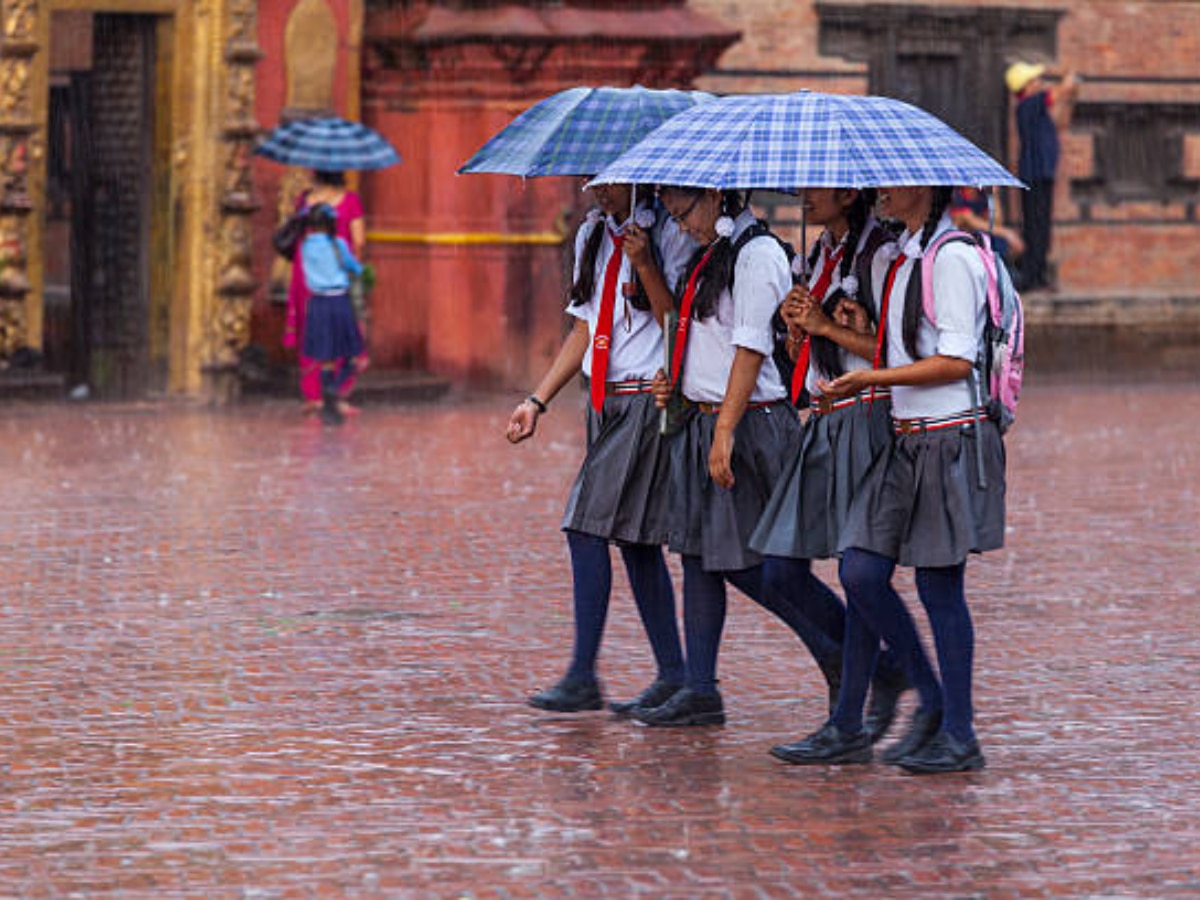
top-left (366, 230), bottom-right (565, 246)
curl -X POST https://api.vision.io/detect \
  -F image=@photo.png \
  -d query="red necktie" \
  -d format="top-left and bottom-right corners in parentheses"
top-left (590, 232), bottom-right (625, 413)
top-left (790, 245), bottom-right (845, 404)
top-left (669, 243), bottom-right (718, 385)
top-left (868, 252), bottom-right (908, 405)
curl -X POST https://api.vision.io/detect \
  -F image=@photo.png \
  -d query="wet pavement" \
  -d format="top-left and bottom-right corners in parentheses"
top-left (1, 380), bottom-right (1198, 898)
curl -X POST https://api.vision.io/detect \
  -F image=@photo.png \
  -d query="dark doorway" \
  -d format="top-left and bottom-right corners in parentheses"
top-left (45, 12), bottom-right (159, 399)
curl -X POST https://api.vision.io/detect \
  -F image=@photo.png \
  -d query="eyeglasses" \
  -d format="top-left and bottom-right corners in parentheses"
top-left (667, 194), bottom-right (702, 225)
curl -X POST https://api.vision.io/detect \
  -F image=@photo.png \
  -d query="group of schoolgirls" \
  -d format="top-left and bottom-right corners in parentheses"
top-left (507, 177), bottom-right (1006, 776)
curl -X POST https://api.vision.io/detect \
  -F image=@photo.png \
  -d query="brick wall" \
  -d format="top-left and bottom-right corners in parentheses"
top-left (687, 0), bottom-right (1200, 370)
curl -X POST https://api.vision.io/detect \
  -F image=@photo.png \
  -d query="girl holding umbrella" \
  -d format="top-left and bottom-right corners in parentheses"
top-left (779, 184), bottom-right (1006, 773)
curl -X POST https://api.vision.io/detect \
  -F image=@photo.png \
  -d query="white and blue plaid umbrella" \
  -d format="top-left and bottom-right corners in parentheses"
top-left (458, 86), bottom-right (713, 178)
top-left (589, 91), bottom-right (1023, 190)
top-left (255, 117), bottom-right (401, 171)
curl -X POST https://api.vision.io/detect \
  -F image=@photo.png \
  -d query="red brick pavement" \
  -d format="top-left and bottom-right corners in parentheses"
top-left (0, 382), bottom-right (1198, 897)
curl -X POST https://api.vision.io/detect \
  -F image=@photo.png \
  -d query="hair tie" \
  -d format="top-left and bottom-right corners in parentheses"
top-left (585, 209), bottom-right (603, 225)
top-left (714, 215), bottom-right (735, 239)
top-left (634, 207), bottom-right (657, 229)
top-left (840, 274), bottom-right (859, 298)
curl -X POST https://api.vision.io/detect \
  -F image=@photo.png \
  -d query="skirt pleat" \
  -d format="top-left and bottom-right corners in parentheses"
top-left (751, 396), bottom-right (893, 560)
top-left (561, 392), bottom-right (672, 545)
top-left (838, 418), bottom-right (1007, 568)
top-left (668, 402), bottom-right (801, 572)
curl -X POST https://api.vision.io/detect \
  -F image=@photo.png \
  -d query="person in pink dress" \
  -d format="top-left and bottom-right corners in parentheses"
top-left (283, 170), bottom-right (369, 415)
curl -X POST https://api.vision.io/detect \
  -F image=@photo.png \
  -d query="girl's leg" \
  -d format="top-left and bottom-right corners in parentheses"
top-left (761, 556), bottom-right (846, 698)
top-left (299, 354), bottom-right (322, 407)
top-left (632, 554), bottom-right (725, 726)
top-left (618, 543), bottom-right (686, 684)
top-left (563, 531), bottom-right (613, 684)
top-left (319, 364), bottom-right (344, 425)
top-left (683, 555), bottom-right (728, 695)
top-left (528, 531), bottom-right (610, 712)
top-left (914, 563), bottom-right (975, 742)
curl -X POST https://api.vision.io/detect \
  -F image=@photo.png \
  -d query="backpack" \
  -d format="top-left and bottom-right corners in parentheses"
top-left (919, 229), bottom-right (1025, 432)
top-left (728, 220), bottom-right (801, 403)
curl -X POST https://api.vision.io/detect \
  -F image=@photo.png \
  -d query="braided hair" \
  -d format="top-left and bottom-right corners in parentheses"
top-left (901, 185), bottom-right (955, 360)
top-left (811, 189), bottom-right (877, 380)
top-left (568, 198), bottom-right (656, 312)
top-left (675, 189), bottom-right (747, 321)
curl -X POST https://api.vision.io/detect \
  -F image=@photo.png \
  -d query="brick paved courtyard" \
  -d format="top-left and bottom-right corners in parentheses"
top-left (1, 380), bottom-right (1198, 898)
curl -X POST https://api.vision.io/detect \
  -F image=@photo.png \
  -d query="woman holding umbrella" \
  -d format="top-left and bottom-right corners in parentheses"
top-left (779, 184), bottom-right (1006, 773)
top-left (508, 181), bottom-right (694, 716)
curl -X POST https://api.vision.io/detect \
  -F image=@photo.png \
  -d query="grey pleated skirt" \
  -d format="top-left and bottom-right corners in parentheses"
top-left (561, 391), bottom-right (672, 545)
top-left (668, 401), bottom-right (801, 573)
top-left (750, 393), bottom-right (893, 560)
top-left (838, 416), bottom-right (1007, 568)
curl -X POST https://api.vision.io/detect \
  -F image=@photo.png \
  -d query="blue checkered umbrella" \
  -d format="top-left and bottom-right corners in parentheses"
top-left (255, 117), bottom-right (401, 171)
top-left (457, 86), bottom-right (713, 178)
top-left (589, 91), bottom-right (1023, 190)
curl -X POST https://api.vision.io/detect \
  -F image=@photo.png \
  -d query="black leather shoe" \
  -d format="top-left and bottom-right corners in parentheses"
top-left (897, 730), bottom-right (986, 775)
top-left (770, 721), bottom-right (872, 765)
top-left (632, 687), bottom-right (724, 727)
top-left (527, 678), bottom-right (603, 712)
top-left (880, 707), bottom-right (942, 764)
top-left (609, 679), bottom-right (684, 717)
top-left (864, 667), bottom-right (911, 744)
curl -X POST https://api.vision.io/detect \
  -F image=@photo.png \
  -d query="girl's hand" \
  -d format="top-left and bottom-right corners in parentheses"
top-left (708, 427), bottom-right (735, 489)
top-left (506, 401), bottom-right (539, 443)
top-left (624, 224), bottom-right (652, 271)
top-left (779, 288), bottom-right (810, 339)
top-left (834, 297), bottom-right (872, 335)
top-left (793, 296), bottom-right (831, 337)
top-left (818, 369), bottom-right (874, 401)
top-left (651, 368), bottom-right (673, 409)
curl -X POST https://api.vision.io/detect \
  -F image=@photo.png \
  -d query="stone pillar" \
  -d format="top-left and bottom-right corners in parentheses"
top-left (361, 0), bottom-right (739, 390)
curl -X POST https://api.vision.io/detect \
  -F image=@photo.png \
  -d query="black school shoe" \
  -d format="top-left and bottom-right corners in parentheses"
top-left (527, 678), bottom-right (603, 713)
top-left (632, 687), bottom-right (724, 727)
top-left (880, 707), bottom-right (943, 764)
top-left (896, 730), bottom-right (986, 775)
top-left (609, 679), bottom-right (684, 717)
top-left (770, 721), bottom-right (872, 765)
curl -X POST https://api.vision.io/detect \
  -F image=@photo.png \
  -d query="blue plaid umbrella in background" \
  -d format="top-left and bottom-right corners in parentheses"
top-left (457, 86), bottom-right (713, 178)
top-left (588, 91), bottom-right (1024, 190)
top-left (255, 117), bottom-right (401, 171)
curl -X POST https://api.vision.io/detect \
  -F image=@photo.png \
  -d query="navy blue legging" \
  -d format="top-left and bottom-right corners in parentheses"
top-left (834, 548), bottom-right (976, 742)
top-left (564, 531), bottom-right (685, 685)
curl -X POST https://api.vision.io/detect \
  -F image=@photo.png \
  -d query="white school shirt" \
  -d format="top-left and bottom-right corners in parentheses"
top-left (681, 210), bottom-right (789, 405)
top-left (569, 207), bottom-right (696, 382)
top-left (873, 213), bottom-right (988, 419)
top-left (804, 218), bottom-right (894, 397)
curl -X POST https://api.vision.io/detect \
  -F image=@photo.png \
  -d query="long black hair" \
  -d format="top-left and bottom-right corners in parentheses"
top-left (672, 189), bottom-right (747, 321)
top-left (568, 192), bottom-right (656, 312)
top-left (810, 189), bottom-right (877, 380)
top-left (900, 186), bottom-right (955, 360)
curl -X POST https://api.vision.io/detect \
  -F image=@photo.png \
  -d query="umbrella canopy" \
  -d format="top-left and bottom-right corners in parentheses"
top-left (457, 85), bottom-right (713, 178)
top-left (589, 91), bottom-right (1023, 190)
top-left (255, 117), bottom-right (401, 171)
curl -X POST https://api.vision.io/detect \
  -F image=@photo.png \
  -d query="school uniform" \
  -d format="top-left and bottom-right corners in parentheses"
top-left (752, 220), bottom-right (895, 561)
top-left (839, 214), bottom-right (1006, 568)
top-left (560, 206), bottom-right (696, 546)
top-left (300, 233), bottom-right (364, 363)
top-left (668, 209), bottom-right (799, 573)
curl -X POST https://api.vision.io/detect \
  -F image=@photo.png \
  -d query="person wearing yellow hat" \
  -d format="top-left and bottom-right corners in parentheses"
top-left (1008, 61), bottom-right (1079, 291)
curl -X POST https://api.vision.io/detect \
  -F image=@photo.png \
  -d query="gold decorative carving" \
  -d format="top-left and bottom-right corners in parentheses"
top-left (1, 137), bottom-right (31, 212)
top-left (0, 58), bottom-right (31, 119)
top-left (284, 0), bottom-right (337, 119)
top-left (1, 0), bottom-right (37, 48)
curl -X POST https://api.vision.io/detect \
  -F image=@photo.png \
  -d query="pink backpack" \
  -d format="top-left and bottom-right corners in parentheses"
top-left (920, 230), bottom-right (1025, 433)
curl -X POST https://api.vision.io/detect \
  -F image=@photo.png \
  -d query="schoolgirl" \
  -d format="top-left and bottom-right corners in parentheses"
top-left (299, 203), bottom-right (365, 426)
top-left (634, 188), bottom-right (803, 727)
top-left (508, 182), bottom-right (693, 716)
top-left (779, 185), bottom-right (1005, 774)
top-left (747, 189), bottom-right (911, 754)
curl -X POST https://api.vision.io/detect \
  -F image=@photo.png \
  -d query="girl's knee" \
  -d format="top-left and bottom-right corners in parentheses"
top-left (839, 548), bottom-right (893, 599)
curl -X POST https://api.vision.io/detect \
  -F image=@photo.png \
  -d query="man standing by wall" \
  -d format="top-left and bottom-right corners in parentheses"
top-left (1007, 61), bottom-right (1079, 292)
